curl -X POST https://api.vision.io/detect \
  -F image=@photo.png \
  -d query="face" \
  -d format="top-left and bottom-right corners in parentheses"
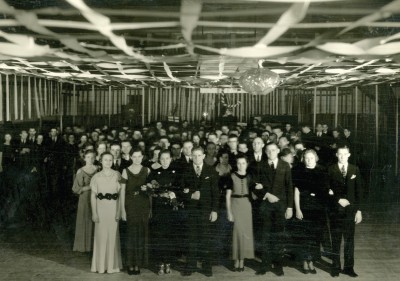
top-left (183, 142), bottom-right (193, 156)
top-left (80, 135), bottom-right (87, 143)
top-left (304, 152), bottom-right (317, 168)
top-left (37, 135), bottom-right (44, 144)
top-left (68, 135), bottom-right (75, 143)
top-left (221, 126), bottom-right (229, 134)
top-left (84, 152), bottom-right (95, 165)
top-left (153, 149), bottom-right (161, 160)
top-left (344, 129), bottom-right (351, 138)
top-left (206, 143), bottom-right (217, 156)
top-left (219, 135), bottom-right (228, 145)
top-left (171, 144), bottom-right (182, 157)
top-left (198, 131), bottom-right (204, 138)
top-left (281, 154), bottom-right (294, 165)
top-left (322, 124), bottom-right (328, 132)
top-left (238, 143), bottom-right (248, 153)
top-left (101, 154), bottom-right (114, 168)
top-left (278, 137), bottom-right (289, 149)
top-left (285, 124), bottom-right (291, 131)
top-left (121, 142), bottom-right (132, 155)
top-left (159, 138), bottom-right (170, 149)
top-left (28, 128), bottom-right (36, 136)
top-left (252, 138), bottom-right (265, 153)
top-left (192, 135), bottom-right (200, 144)
top-left (50, 129), bottom-right (57, 137)
top-left (91, 132), bottom-right (99, 141)
top-left (272, 128), bottom-right (282, 138)
top-left (316, 124), bottom-right (323, 132)
top-left (131, 151), bottom-right (143, 165)
top-left (295, 143), bottom-right (305, 152)
top-left (261, 132), bottom-right (270, 141)
top-left (333, 130), bottom-right (340, 138)
top-left (219, 153), bottom-right (229, 165)
top-left (133, 131), bottom-right (142, 140)
top-left (159, 152), bottom-right (172, 169)
top-left (156, 122), bottom-right (163, 130)
top-left (230, 130), bottom-right (239, 136)
top-left (228, 137), bottom-right (238, 151)
top-left (266, 144), bottom-right (280, 161)
top-left (138, 141), bottom-right (145, 151)
top-left (21, 131), bottom-right (28, 139)
top-left (208, 135), bottom-right (218, 144)
top-left (118, 132), bottom-right (126, 141)
top-left (192, 149), bottom-right (205, 166)
top-left (97, 144), bottom-right (106, 155)
top-left (336, 148), bottom-right (351, 164)
top-left (181, 132), bottom-right (188, 141)
top-left (159, 129), bottom-right (167, 136)
top-left (5, 134), bottom-right (12, 142)
top-left (237, 158), bottom-right (248, 171)
top-left (110, 145), bottom-right (121, 159)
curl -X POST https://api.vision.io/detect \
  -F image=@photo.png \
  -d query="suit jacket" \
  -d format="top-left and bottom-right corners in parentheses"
top-left (181, 163), bottom-right (219, 214)
top-left (251, 159), bottom-right (294, 209)
top-left (328, 163), bottom-right (363, 212)
top-left (247, 152), bottom-right (268, 183)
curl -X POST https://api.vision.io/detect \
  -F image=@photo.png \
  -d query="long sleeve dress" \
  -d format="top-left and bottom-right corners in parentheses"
top-left (90, 170), bottom-right (122, 274)
top-left (227, 172), bottom-right (255, 260)
top-left (292, 164), bottom-right (329, 261)
top-left (72, 168), bottom-right (96, 252)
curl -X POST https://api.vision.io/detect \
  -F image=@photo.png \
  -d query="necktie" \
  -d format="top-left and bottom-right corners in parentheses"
top-left (270, 162), bottom-right (275, 171)
top-left (257, 155), bottom-right (260, 162)
top-left (341, 165), bottom-right (346, 178)
top-left (195, 165), bottom-right (201, 177)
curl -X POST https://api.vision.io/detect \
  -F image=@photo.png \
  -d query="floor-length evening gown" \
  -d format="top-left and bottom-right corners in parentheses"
top-left (72, 168), bottom-right (96, 252)
top-left (228, 172), bottom-right (255, 260)
top-left (90, 170), bottom-right (122, 273)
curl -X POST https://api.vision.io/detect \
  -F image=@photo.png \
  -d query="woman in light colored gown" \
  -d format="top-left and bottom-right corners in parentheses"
top-left (90, 152), bottom-right (122, 274)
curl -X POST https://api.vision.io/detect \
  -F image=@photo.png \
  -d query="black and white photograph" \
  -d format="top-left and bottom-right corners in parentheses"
top-left (0, 0), bottom-right (399, 280)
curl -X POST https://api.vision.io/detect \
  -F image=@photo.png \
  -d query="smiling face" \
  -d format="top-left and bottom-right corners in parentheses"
top-left (84, 152), bottom-right (95, 165)
top-left (192, 149), bottom-right (205, 166)
top-left (131, 151), bottom-right (143, 165)
top-left (266, 143), bottom-right (280, 161)
top-left (304, 151), bottom-right (317, 168)
top-left (336, 147), bottom-right (351, 165)
top-left (101, 154), bottom-right (114, 168)
top-left (159, 152), bottom-right (172, 169)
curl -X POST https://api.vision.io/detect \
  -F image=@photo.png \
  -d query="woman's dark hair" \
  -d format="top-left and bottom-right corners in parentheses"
top-left (217, 148), bottom-right (230, 159)
top-left (84, 149), bottom-right (96, 156)
top-left (279, 148), bottom-right (292, 158)
top-left (130, 147), bottom-right (144, 156)
top-left (236, 154), bottom-right (249, 163)
top-left (158, 149), bottom-right (172, 159)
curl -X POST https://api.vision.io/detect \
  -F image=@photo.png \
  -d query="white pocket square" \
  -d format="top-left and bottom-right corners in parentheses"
top-left (205, 176), bottom-right (210, 179)
top-left (351, 175), bottom-right (356, 179)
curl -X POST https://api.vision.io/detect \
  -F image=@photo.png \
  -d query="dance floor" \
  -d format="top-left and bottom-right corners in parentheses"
top-left (0, 199), bottom-right (399, 281)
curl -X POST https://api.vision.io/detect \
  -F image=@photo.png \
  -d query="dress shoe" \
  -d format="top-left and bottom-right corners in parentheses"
top-left (133, 269), bottom-right (140, 275)
top-left (302, 268), bottom-right (309, 274)
top-left (274, 267), bottom-right (284, 276)
top-left (330, 268), bottom-right (340, 277)
top-left (127, 268), bottom-right (134, 275)
top-left (232, 267), bottom-right (239, 272)
top-left (309, 268), bottom-right (317, 274)
top-left (238, 267), bottom-right (244, 272)
top-left (203, 264), bottom-right (213, 277)
top-left (342, 269), bottom-right (358, 277)
top-left (182, 270), bottom-right (192, 276)
top-left (158, 264), bottom-right (165, 275)
top-left (256, 266), bottom-right (270, 275)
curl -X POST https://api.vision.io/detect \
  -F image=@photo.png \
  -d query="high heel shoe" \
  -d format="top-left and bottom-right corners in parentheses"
top-left (158, 264), bottom-right (165, 275)
top-left (238, 267), bottom-right (244, 272)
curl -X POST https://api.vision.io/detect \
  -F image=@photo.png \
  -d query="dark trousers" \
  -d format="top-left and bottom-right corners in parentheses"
top-left (260, 201), bottom-right (286, 268)
top-left (186, 210), bottom-right (216, 271)
top-left (329, 206), bottom-right (356, 270)
top-left (298, 209), bottom-right (324, 261)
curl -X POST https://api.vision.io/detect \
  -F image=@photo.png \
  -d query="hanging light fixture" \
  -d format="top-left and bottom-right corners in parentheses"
top-left (239, 68), bottom-right (280, 95)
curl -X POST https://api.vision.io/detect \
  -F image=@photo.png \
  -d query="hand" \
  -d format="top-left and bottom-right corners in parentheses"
top-left (209, 211), bottom-right (217, 222)
top-left (338, 198), bottom-right (351, 207)
top-left (140, 185), bottom-right (147, 191)
top-left (285, 208), bottom-right (293, 219)
top-left (263, 193), bottom-right (280, 203)
top-left (183, 188), bottom-right (189, 194)
top-left (227, 212), bottom-right (234, 222)
top-left (31, 167), bottom-right (37, 173)
top-left (191, 191), bottom-right (200, 200)
top-left (255, 183), bottom-right (263, 190)
top-left (121, 210), bottom-right (127, 221)
top-left (296, 209), bottom-right (303, 220)
top-left (115, 211), bottom-right (120, 221)
top-left (92, 214), bottom-right (99, 223)
top-left (355, 211), bottom-right (362, 224)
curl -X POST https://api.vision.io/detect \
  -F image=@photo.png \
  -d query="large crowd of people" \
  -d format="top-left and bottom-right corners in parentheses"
top-left (0, 118), bottom-right (367, 277)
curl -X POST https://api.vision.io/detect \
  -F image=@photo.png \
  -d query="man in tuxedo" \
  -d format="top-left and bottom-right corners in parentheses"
top-left (120, 140), bottom-right (133, 170)
top-left (27, 128), bottom-right (37, 147)
top-left (253, 142), bottom-right (293, 276)
top-left (181, 147), bottom-right (219, 277)
top-left (227, 134), bottom-right (239, 171)
top-left (110, 143), bottom-right (124, 174)
top-left (45, 128), bottom-right (65, 202)
top-left (328, 145), bottom-right (363, 278)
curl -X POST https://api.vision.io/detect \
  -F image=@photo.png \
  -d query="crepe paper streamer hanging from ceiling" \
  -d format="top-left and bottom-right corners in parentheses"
top-left (65, 0), bottom-right (150, 63)
top-left (180, 0), bottom-right (202, 55)
top-left (317, 42), bottom-right (400, 56)
top-left (338, 0), bottom-right (400, 36)
top-left (163, 62), bottom-right (181, 83)
top-left (255, 0), bottom-right (310, 47)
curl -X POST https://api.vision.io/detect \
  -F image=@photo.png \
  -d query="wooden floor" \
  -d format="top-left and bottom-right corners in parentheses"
top-left (0, 195), bottom-right (399, 281)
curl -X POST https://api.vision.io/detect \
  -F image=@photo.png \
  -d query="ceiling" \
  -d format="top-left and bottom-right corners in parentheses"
top-left (1, 0), bottom-right (400, 89)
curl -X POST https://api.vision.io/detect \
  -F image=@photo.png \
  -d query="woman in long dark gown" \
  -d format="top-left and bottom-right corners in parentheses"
top-left (293, 149), bottom-right (329, 274)
top-left (120, 148), bottom-right (151, 275)
top-left (0, 133), bottom-right (15, 224)
top-left (147, 149), bottom-right (182, 275)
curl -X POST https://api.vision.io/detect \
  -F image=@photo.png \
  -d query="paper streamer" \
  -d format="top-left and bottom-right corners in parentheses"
top-left (163, 62), bottom-right (181, 82)
top-left (180, 0), bottom-right (202, 54)
top-left (256, 0), bottom-right (310, 46)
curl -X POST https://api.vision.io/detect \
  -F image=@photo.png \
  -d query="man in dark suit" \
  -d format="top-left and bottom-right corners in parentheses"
top-left (328, 145), bottom-right (363, 278)
top-left (181, 147), bottom-right (219, 277)
top-left (110, 142), bottom-right (124, 174)
top-left (27, 128), bottom-right (37, 147)
top-left (172, 140), bottom-right (193, 172)
top-left (253, 142), bottom-right (293, 276)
